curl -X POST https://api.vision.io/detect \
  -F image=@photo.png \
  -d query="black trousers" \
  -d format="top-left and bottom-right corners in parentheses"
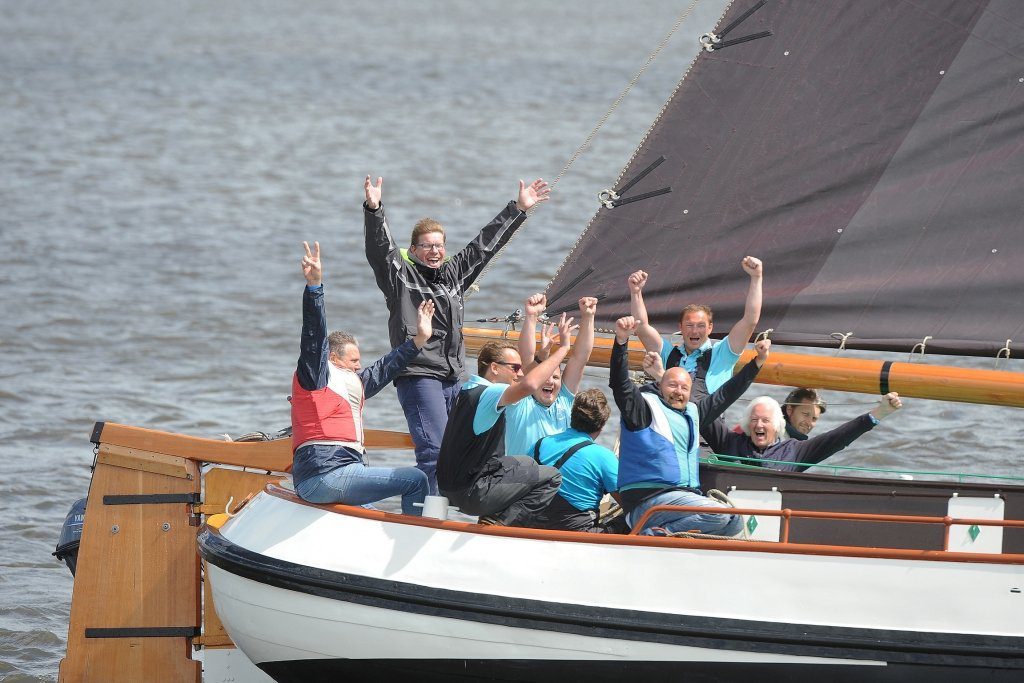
top-left (532, 493), bottom-right (600, 532)
top-left (443, 456), bottom-right (561, 526)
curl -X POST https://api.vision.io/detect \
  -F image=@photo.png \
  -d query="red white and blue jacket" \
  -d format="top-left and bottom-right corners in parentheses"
top-left (291, 285), bottom-right (420, 483)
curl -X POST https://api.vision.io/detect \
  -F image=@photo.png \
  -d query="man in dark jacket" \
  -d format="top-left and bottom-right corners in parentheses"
top-left (703, 393), bottom-right (903, 473)
top-left (363, 175), bottom-right (550, 494)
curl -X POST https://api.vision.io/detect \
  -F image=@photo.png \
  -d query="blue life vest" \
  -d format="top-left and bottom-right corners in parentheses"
top-left (618, 394), bottom-right (700, 492)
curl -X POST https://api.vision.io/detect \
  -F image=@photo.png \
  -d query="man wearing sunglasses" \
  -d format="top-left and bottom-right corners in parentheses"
top-left (363, 175), bottom-right (551, 496)
top-left (436, 316), bottom-right (575, 527)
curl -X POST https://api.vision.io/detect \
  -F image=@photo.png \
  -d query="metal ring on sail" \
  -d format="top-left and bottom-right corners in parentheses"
top-left (466, 0), bottom-right (702, 299)
top-left (699, 0), bottom-right (772, 52)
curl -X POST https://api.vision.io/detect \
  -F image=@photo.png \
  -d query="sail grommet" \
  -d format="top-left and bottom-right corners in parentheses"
top-left (598, 189), bottom-right (620, 209)
top-left (700, 33), bottom-right (721, 52)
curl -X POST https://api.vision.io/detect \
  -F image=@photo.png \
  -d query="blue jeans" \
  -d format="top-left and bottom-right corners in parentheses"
top-left (294, 462), bottom-right (428, 516)
top-left (395, 376), bottom-right (461, 496)
top-left (627, 489), bottom-right (742, 537)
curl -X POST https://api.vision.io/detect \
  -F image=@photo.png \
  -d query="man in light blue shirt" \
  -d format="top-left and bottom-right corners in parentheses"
top-left (503, 293), bottom-right (597, 455)
top-left (628, 257), bottom-right (764, 403)
top-left (531, 388), bottom-right (621, 532)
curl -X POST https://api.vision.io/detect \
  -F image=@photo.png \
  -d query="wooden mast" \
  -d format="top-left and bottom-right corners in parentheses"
top-left (464, 327), bottom-right (1024, 408)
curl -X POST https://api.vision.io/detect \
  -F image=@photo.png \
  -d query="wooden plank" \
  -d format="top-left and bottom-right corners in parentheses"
top-left (97, 444), bottom-right (193, 480)
top-left (94, 423), bottom-right (414, 469)
top-left (59, 459), bottom-right (201, 683)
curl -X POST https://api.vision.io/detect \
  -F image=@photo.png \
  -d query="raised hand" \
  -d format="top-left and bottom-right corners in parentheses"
top-left (524, 293), bottom-right (547, 318)
top-left (642, 351), bottom-right (665, 382)
top-left (578, 296), bottom-right (598, 318)
top-left (413, 299), bottom-right (436, 349)
top-left (627, 270), bottom-right (648, 295)
top-left (615, 316), bottom-right (638, 344)
top-left (754, 338), bottom-right (771, 366)
top-left (537, 321), bottom-right (557, 360)
top-left (556, 313), bottom-right (575, 351)
top-left (515, 178), bottom-right (551, 212)
top-left (742, 256), bottom-right (763, 278)
top-left (364, 175), bottom-right (383, 210)
top-left (872, 392), bottom-right (903, 420)
top-left (302, 241), bottom-right (322, 286)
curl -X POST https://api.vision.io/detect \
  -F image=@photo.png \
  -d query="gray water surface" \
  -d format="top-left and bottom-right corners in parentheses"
top-left (2, 2), bottom-right (1021, 679)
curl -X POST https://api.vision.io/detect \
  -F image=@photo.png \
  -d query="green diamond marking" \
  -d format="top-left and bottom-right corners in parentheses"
top-left (746, 516), bottom-right (758, 534)
top-left (968, 524), bottom-right (981, 542)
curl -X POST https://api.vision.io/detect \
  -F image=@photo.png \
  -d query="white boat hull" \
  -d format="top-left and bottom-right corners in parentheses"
top-left (199, 489), bottom-right (1024, 681)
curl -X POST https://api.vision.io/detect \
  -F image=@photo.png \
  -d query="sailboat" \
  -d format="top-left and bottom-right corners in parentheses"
top-left (60, 1), bottom-right (1024, 681)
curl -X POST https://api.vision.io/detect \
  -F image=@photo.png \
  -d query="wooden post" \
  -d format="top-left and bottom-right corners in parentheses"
top-left (59, 444), bottom-right (202, 683)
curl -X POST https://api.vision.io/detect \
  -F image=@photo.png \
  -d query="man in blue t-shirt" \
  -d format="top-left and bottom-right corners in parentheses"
top-left (436, 316), bottom-right (576, 527)
top-left (504, 293), bottom-right (597, 456)
top-left (627, 257), bottom-right (764, 403)
top-left (530, 388), bottom-right (620, 533)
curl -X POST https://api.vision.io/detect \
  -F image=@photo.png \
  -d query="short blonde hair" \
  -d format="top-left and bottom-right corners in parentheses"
top-left (680, 304), bottom-right (713, 324)
top-left (411, 219), bottom-right (445, 246)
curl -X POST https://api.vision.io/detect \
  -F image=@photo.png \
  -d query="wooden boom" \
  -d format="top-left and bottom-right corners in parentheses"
top-left (463, 327), bottom-right (1024, 408)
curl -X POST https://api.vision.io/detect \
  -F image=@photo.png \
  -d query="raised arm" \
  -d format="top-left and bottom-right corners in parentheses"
top-left (696, 339), bottom-right (770, 424)
top-left (628, 270), bottom-right (663, 353)
top-left (785, 394), bottom-right (903, 471)
top-left (562, 296), bottom-right (597, 393)
top-left (296, 241), bottom-right (329, 392)
top-left (518, 293), bottom-right (547, 372)
top-left (362, 174), bottom-right (397, 297)
top-left (609, 316), bottom-right (652, 431)
top-left (360, 300), bottom-right (434, 398)
top-left (448, 179), bottom-right (550, 289)
top-left (726, 256), bottom-right (763, 355)
top-left (499, 313), bottom-right (572, 407)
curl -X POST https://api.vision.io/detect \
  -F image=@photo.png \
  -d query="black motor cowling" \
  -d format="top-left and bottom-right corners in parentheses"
top-left (54, 497), bottom-right (87, 576)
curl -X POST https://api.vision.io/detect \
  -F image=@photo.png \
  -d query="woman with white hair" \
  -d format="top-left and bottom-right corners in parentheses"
top-left (701, 393), bottom-right (904, 472)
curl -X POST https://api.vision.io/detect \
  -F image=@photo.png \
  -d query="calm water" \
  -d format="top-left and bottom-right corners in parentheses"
top-left (2, 2), bottom-right (1022, 679)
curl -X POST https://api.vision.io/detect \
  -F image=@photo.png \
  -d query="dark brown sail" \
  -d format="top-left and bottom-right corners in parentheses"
top-left (545, 0), bottom-right (1024, 358)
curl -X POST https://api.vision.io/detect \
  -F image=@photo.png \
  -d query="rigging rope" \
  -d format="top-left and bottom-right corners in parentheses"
top-left (466, 0), bottom-right (703, 299)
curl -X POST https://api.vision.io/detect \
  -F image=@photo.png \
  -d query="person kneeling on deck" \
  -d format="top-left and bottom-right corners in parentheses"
top-left (611, 316), bottom-right (770, 536)
top-left (436, 319), bottom-right (575, 526)
top-left (503, 293), bottom-right (597, 456)
top-left (291, 241), bottom-right (432, 515)
top-left (703, 393), bottom-right (903, 473)
top-left (530, 389), bottom-right (621, 533)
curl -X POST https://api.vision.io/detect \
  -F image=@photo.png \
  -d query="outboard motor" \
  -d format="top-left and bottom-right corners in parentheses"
top-left (53, 497), bottom-right (88, 576)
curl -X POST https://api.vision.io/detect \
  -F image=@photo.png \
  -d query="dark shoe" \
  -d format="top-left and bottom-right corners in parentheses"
top-left (477, 515), bottom-right (503, 526)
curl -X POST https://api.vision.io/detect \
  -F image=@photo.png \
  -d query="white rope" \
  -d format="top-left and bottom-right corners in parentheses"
top-left (830, 331), bottom-right (853, 355)
top-left (908, 335), bottom-right (932, 362)
top-left (468, 0), bottom-right (705, 297)
top-left (995, 338), bottom-right (1012, 369)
